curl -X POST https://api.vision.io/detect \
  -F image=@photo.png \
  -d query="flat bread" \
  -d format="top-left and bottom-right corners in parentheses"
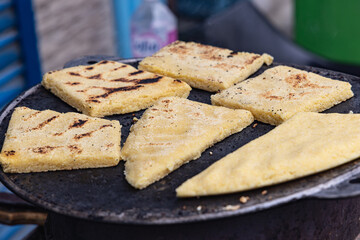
top-left (138, 41), bottom-right (273, 92)
top-left (0, 107), bottom-right (121, 173)
top-left (122, 97), bottom-right (254, 189)
top-left (176, 112), bottom-right (360, 197)
top-left (42, 60), bottom-right (191, 117)
top-left (211, 66), bottom-right (354, 125)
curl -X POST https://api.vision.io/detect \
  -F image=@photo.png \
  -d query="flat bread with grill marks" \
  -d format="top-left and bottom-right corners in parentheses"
top-left (176, 112), bottom-right (360, 197)
top-left (138, 41), bottom-right (273, 92)
top-left (0, 107), bottom-right (121, 173)
top-left (122, 97), bottom-right (254, 189)
top-left (211, 66), bottom-right (354, 125)
top-left (42, 60), bottom-right (191, 117)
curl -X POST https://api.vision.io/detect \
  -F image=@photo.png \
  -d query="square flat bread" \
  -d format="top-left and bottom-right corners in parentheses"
top-left (177, 112), bottom-right (360, 197)
top-left (122, 97), bottom-right (254, 189)
top-left (138, 41), bottom-right (273, 92)
top-left (42, 60), bottom-right (191, 117)
top-left (211, 66), bottom-right (354, 125)
top-left (0, 107), bottom-right (121, 173)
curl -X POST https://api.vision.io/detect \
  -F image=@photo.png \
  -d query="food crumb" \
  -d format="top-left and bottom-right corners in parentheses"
top-left (182, 205), bottom-right (187, 210)
top-left (132, 113), bottom-right (135, 116)
top-left (223, 204), bottom-right (241, 211)
top-left (261, 190), bottom-right (268, 195)
top-left (349, 110), bottom-right (354, 114)
top-left (252, 123), bottom-right (258, 128)
top-left (196, 205), bottom-right (202, 211)
top-left (132, 117), bottom-right (138, 123)
top-left (239, 196), bottom-right (250, 204)
top-left (209, 151), bottom-right (213, 155)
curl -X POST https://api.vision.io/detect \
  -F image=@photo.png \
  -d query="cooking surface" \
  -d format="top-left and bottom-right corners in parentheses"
top-left (0, 59), bottom-right (360, 224)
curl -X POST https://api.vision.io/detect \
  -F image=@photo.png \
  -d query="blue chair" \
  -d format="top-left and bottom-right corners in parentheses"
top-left (0, 0), bottom-right (41, 239)
top-left (0, 0), bottom-right (41, 110)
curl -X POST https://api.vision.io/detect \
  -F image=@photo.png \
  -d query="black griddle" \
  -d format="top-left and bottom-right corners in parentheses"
top-left (0, 57), bottom-right (360, 225)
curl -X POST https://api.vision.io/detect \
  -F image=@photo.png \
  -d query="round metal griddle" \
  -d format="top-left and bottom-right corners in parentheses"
top-left (0, 57), bottom-right (360, 225)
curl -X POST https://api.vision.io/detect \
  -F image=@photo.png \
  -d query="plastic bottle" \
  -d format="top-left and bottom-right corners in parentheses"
top-left (131, 0), bottom-right (177, 58)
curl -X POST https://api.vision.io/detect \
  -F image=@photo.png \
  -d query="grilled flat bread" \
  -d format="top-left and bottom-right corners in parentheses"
top-left (0, 107), bottom-right (121, 173)
top-left (177, 112), bottom-right (360, 197)
top-left (122, 97), bottom-right (254, 189)
top-left (42, 60), bottom-right (191, 117)
top-left (212, 66), bottom-right (354, 125)
top-left (138, 41), bottom-right (273, 92)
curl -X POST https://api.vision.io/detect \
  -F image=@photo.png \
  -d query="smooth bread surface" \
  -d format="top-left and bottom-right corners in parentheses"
top-left (177, 112), bottom-right (360, 197)
top-left (211, 66), bottom-right (354, 125)
top-left (139, 41), bottom-right (273, 92)
top-left (0, 107), bottom-right (121, 173)
top-left (42, 60), bottom-right (191, 117)
top-left (122, 97), bottom-right (254, 189)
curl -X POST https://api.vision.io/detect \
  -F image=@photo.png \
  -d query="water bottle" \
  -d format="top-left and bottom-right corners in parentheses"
top-left (131, 0), bottom-right (177, 58)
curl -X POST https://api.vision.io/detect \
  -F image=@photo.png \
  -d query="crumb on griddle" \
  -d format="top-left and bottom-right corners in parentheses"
top-left (239, 196), bottom-right (250, 204)
top-left (261, 190), bottom-right (268, 195)
top-left (223, 204), bottom-right (241, 211)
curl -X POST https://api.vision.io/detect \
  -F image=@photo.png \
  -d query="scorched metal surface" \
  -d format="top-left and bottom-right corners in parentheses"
top-left (0, 57), bottom-right (360, 225)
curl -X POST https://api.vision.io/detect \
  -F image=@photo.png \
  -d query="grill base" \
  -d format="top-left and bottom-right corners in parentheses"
top-left (44, 195), bottom-right (360, 240)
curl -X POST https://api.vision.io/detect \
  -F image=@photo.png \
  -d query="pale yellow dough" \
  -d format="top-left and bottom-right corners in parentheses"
top-left (0, 107), bottom-right (121, 173)
top-left (139, 40), bottom-right (273, 92)
top-left (177, 112), bottom-right (360, 197)
top-left (122, 97), bottom-right (254, 189)
top-left (42, 60), bottom-right (191, 117)
top-left (212, 66), bottom-right (354, 125)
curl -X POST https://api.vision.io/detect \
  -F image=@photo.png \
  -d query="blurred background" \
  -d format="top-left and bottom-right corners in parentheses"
top-left (0, 0), bottom-right (358, 238)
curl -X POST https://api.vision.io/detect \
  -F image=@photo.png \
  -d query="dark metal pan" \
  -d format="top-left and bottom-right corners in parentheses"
top-left (0, 56), bottom-right (360, 225)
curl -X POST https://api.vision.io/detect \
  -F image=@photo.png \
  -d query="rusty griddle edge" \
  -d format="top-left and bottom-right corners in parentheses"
top-left (0, 57), bottom-right (359, 225)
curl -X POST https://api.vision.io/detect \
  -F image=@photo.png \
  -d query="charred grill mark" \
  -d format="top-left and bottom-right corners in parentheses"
top-left (100, 124), bottom-right (113, 129)
top-left (68, 145), bottom-right (82, 154)
top-left (110, 78), bottom-right (133, 82)
top-left (260, 91), bottom-right (284, 100)
top-left (31, 115), bottom-right (59, 130)
top-left (73, 124), bottom-right (112, 140)
top-left (89, 85), bottom-right (143, 99)
top-left (86, 99), bottom-right (101, 103)
top-left (85, 66), bottom-right (94, 70)
top-left (98, 60), bottom-right (108, 64)
top-left (162, 100), bottom-right (170, 103)
top-left (112, 66), bottom-right (127, 71)
top-left (65, 82), bottom-right (81, 86)
top-left (4, 150), bottom-right (15, 156)
top-left (24, 111), bottom-right (41, 121)
top-left (53, 132), bottom-right (63, 136)
top-left (69, 119), bottom-right (88, 128)
top-left (174, 79), bottom-right (182, 83)
top-left (105, 143), bottom-right (114, 148)
top-left (74, 132), bottom-right (92, 140)
top-left (69, 72), bottom-right (81, 76)
top-left (245, 55), bottom-right (260, 65)
top-left (88, 74), bottom-right (102, 79)
top-left (32, 146), bottom-right (60, 154)
top-left (129, 70), bottom-right (143, 76)
top-left (136, 77), bottom-right (162, 84)
top-left (285, 73), bottom-right (331, 89)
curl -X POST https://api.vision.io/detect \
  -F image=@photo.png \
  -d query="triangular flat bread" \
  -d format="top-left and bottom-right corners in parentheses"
top-left (139, 41), bottom-right (273, 92)
top-left (42, 60), bottom-right (191, 117)
top-left (176, 112), bottom-right (360, 197)
top-left (0, 107), bottom-right (121, 173)
top-left (122, 97), bottom-right (254, 189)
top-left (212, 66), bottom-right (354, 125)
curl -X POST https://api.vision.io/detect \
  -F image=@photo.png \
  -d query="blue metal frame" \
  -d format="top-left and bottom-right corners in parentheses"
top-left (13, 0), bottom-right (41, 88)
